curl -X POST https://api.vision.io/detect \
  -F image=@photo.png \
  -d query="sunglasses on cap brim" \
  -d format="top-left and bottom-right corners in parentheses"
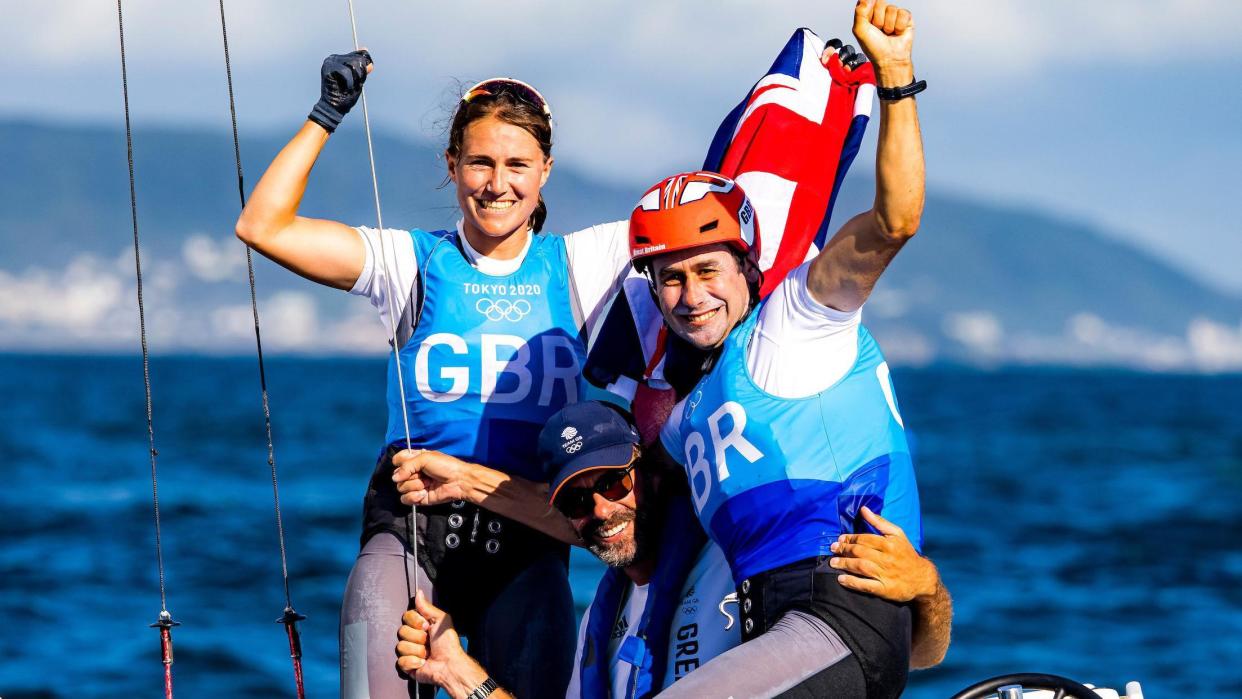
top-left (461, 78), bottom-right (552, 118)
top-left (553, 455), bottom-right (638, 520)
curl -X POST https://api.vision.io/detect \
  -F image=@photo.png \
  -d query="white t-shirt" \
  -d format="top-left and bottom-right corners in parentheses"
top-left (348, 219), bottom-right (631, 342)
top-left (589, 582), bottom-right (648, 699)
top-left (566, 543), bottom-right (739, 698)
top-left (744, 259), bottom-right (862, 398)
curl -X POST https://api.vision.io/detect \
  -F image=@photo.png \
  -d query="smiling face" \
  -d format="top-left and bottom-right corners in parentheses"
top-left (446, 115), bottom-right (552, 259)
top-left (649, 243), bottom-right (753, 350)
top-left (566, 466), bottom-right (649, 568)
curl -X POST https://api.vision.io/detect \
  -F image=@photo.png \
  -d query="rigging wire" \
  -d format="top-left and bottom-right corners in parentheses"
top-left (344, 0), bottom-right (422, 597)
top-left (214, 2), bottom-right (307, 696)
top-left (115, 0), bottom-right (179, 695)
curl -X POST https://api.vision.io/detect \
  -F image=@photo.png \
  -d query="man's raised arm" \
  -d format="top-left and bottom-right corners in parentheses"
top-left (808, 0), bottom-right (925, 312)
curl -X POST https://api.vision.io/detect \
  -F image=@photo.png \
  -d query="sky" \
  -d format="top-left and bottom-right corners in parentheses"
top-left (5, 0), bottom-right (1242, 293)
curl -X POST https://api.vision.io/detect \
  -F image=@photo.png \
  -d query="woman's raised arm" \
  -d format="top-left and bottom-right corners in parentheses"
top-left (234, 51), bottom-right (373, 291)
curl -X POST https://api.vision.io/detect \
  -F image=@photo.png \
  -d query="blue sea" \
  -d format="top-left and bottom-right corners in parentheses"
top-left (2, 355), bottom-right (1239, 697)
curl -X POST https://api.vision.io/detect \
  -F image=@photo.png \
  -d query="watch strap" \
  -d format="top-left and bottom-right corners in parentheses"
top-left (876, 79), bottom-right (927, 101)
top-left (466, 677), bottom-right (499, 699)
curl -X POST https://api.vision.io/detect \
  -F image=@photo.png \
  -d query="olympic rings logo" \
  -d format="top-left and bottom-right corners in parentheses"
top-left (476, 298), bottom-right (533, 322)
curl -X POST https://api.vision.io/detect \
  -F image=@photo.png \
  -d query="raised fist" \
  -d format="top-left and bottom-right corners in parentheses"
top-left (308, 49), bottom-right (373, 133)
top-left (852, 0), bottom-right (914, 84)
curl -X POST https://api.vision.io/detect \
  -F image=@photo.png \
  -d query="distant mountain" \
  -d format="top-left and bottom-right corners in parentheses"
top-left (2, 119), bottom-right (1239, 370)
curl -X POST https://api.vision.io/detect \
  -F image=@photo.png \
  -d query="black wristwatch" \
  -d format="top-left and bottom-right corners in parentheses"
top-left (876, 78), bottom-right (927, 101)
top-left (465, 677), bottom-right (499, 699)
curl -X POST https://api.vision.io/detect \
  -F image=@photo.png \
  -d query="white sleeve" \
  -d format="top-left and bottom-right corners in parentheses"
top-left (347, 226), bottom-right (419, 337)
top-left (747, 261), bottom-right (862, 398)
top-left (562, 221), bottom-right (631, 340)
top-left (564, 605), bottom-right (592, 699)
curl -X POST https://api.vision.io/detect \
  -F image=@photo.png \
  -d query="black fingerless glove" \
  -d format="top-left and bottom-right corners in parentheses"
top-left (308, 49), bottom-right (372, 133)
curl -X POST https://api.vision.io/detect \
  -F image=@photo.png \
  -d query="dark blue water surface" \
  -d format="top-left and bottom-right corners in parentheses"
top-left (1, 355), bottom-right (1239, 697)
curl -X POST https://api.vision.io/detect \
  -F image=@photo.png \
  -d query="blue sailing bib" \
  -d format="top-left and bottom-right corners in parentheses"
top-left (385, 229), bottom-right (585, 480)
top-left (664, 305), bottom-right (922, 582)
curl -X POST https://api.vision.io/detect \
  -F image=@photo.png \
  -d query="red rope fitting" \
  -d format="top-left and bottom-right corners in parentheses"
top-left (150, 611), bottom-right (180, 698)
top-left (278, 606), bottom-right (308, 699)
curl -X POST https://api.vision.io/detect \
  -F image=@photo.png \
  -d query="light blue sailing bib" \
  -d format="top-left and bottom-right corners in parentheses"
top-left (385, 229), bottom-right (585, 480)
top-left (664, 305), bottom-right (922, 582)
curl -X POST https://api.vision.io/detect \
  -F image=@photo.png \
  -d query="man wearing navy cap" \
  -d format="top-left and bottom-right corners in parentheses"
top-left (392, 401), bottom-right (948, 698)
top-left (535, 402), bottom-right (741, 699)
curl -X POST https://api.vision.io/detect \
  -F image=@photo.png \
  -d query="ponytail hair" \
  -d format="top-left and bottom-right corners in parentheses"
top-left (530, 194), bottom-right (548, 233)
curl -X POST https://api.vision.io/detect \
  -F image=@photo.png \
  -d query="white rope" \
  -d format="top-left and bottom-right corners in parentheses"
top-left (345, 0), bottom-right (421, 597)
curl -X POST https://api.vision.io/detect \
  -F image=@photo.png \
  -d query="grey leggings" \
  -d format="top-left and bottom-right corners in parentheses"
top-left (339, 532), bottom-right (576, 698)
top-left (655, 610), bottom-right (861, 698)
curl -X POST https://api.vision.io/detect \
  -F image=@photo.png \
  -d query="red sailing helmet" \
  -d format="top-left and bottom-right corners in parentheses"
top-left (628, 171), bottom-right (760, 271)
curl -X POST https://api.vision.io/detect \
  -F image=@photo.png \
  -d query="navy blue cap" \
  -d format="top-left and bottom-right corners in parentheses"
top-left (538, 401), bottom-right (640, 504)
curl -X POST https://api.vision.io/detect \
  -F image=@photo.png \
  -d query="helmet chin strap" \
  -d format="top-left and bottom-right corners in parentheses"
top-left (730, 247), bottom-right (765, 304)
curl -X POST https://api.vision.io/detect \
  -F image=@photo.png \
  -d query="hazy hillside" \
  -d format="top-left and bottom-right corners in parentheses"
top-left (2, 120), bottom-right (1239, 370)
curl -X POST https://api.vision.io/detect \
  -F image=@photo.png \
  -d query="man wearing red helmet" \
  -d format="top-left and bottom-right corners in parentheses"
top-left (391, 1), bottom-right (946, 696)
top-left (625, 1), bottom-right (937, 696)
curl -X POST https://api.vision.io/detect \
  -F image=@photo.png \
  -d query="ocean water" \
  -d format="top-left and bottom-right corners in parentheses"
top-left (1, 355), bottom-right (1239, 698)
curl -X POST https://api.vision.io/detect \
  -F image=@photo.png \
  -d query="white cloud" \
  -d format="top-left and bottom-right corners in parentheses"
top-left (1062, 312), bottom-right (1242, 372)
top-left (1067, 313), bottom-right (1189, 370)
top-left (911, 1), bottom-right (1242, 83)
top-left (12, 0), bottom-right (1242, 296)
top-left (944, 311), bottom-right (1003, 352)
top-left (0, 254), bottom-right (126, 329)
top-left (211, 290), bottom-right (365, 353)
top-left (183, 233), bottom-right (249, 282)
top-left (15, 0), bottom-right (297, 69)
top-left (210, 302), bottom-right (259, 344)
top-left (260, 291), bottom-right (320, 350)
top-left (12, 0), bottom-right (1242, 366)
top-left (1067, 312), bottom-right (1107, 346)
top-left (872, 327), bottom-right (935, 366)
top-left (17, 0), bottom-right (1242, 197)
top-left (4, 251), bottom-right (1238, 372)
top-left (867, 287), bottom-right (910, 319)
top-left (325, 302), bottom-right (389, 355)
top-left (0, 247), bottom-right (386, 353)
top-left (1187, 317), bottom-right (1242, 372)
top-left (22, 1), bottom-right (1242, 89)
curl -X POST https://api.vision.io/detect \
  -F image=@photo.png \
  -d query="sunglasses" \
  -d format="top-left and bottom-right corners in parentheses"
top-left (461, 77), bottom-right (552, 118)
top-left (554, 458), bottom-right (638, 520)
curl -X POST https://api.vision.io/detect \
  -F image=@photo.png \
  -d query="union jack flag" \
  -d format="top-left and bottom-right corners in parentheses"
top-left (585, 29), bottom-right (876, 441)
